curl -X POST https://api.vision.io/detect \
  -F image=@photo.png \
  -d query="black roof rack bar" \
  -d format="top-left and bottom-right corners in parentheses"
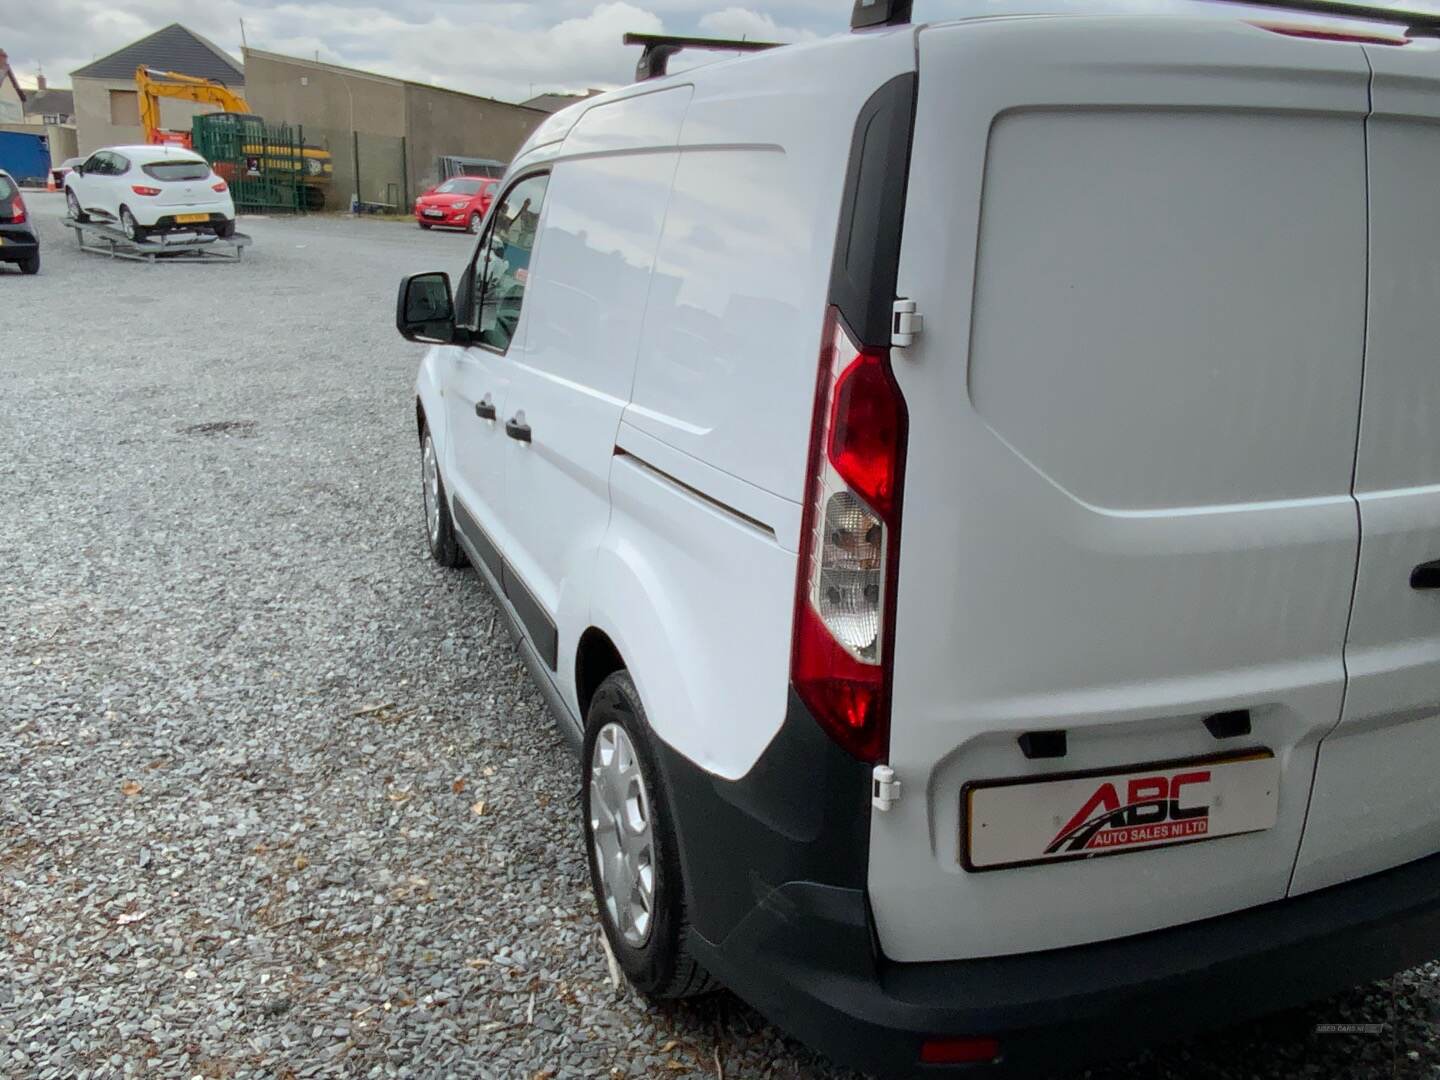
top-left (851, 0), bottom-right (914, 29)
top-left (847, 0), bottom-right (1440, 34)
top-left (622, 32), bottom-right (784, 81)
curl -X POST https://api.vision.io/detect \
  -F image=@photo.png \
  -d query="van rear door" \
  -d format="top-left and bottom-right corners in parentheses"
top-left (1291, 42), bottom-right (1440, 896)
top-left (872, 18), bottom-right (1370, 962)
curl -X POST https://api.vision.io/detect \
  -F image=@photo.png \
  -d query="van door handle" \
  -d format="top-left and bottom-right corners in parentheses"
top-left (505, 417), bottom-right (532, 443)
top-left (474, 397), bottom-right (496, 421)
top-left (1411, 560), bottom-right (1440, 590)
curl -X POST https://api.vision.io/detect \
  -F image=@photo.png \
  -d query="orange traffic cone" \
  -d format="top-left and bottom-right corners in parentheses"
top-left (46, 171), bottom-right (56, 192)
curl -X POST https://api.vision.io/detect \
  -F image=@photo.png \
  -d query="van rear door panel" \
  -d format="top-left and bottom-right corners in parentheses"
top-left (1291, 44), bottom-right (1440, 896)
top-left (874, 19), bottom-right (1369, 962)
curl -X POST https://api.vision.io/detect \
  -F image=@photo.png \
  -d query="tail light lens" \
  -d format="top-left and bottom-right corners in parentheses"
top-left (7, 197), bottom-right (25, 224)
top-left (131, 185), bottom-right (161, 197)
top-left (920, 1036), bottom-right (1001, 1065)
top-left (791, 309), bottom-right (908, 763)
top-left (212, 181), bottom-right (228, 193)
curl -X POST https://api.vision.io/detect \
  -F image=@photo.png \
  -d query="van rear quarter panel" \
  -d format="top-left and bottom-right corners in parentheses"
top-left (875, 18), bottom-right (1370, 961)
top-left (599, 31), bottom-right (917, 777)
top-left (622, 30), bottom-right (917, 510)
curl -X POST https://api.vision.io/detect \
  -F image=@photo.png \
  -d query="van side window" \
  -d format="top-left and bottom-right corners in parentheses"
top-left (473, 173), bottom-right (549, 352)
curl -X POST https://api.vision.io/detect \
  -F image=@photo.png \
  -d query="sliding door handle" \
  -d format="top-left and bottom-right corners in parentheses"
top-left (1412, 560), bottom-right (1440, 591)
top-left (505, 416), bottom-right (532, 443)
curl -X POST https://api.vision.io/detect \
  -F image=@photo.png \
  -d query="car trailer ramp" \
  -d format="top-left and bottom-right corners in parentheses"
top-left (62, 219), bottom-right (251, 263)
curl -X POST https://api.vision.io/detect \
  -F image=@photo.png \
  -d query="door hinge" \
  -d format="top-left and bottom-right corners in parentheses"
top-left (891, 299), bottom-right (923, 348)
top-left (872, 765), bottom-right (902, 812)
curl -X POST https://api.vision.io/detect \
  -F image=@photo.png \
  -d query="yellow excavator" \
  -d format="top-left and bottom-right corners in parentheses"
top-left (136, 66), bottom-right (333, 208)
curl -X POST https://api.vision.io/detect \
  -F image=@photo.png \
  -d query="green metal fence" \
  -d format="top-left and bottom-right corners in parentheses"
top-left (191, 114), bottom-right (315, 213)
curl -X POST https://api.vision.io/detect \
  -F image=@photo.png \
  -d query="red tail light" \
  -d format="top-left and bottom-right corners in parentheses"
top-left (212, 181), bottom-right (228, 193)
top-left (8, 197), bottom-right (25, 224)
top-left (131, 185), bottom-right (161, 197)
top-left (791, 308), bottom-right (908, 763)
top-left (920, 1036), bottom-right (1002, 1065)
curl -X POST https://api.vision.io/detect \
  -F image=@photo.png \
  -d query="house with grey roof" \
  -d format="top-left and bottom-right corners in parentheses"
top-left (71, 24), bottom-right (244, 154)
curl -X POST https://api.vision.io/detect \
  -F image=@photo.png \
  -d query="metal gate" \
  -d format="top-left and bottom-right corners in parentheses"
top-left (191, 114), bottom-right (307, 213)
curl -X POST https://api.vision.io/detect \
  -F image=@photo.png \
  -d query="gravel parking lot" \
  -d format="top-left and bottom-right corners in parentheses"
top-left (2, 191), bottom-right (1436, 1080)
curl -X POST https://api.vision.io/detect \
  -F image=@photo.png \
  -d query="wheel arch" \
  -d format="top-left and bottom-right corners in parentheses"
top-left (575, 626), bottom-right (626, 723)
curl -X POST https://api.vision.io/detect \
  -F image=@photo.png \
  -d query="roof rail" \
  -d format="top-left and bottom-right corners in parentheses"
top-left (622, 32), bottom-right (784, 81)
top-left (1208, 0), bottom-right (1440, 35)
top-left (847, 0), bottom-right (1440, 35)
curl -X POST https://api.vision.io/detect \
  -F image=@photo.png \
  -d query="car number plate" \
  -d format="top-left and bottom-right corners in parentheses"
top-left (175, 213), bottom-right (210, 224)
top-left (962, 750), bottom-right (1278, 872)
top-left (423, 209), bottom-right (443, 218)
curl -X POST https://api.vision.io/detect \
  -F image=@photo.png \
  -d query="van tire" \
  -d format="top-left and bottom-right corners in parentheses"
top-left (583, 671), bottom-right (717, 1000)
top-left (421, 426), bottom-right (465, 569)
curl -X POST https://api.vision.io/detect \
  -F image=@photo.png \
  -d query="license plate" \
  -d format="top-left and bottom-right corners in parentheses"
top-left (174, 213), bottom-right (210, 224)
top-left (423, 209), bottom-right (443, 218)
top-left (962, 750), bottom-right (1279, 872)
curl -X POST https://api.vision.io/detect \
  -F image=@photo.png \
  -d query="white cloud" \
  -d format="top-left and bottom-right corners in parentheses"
top-left (4, 0), bottom-right (844, 101)
top-left (697, 6), bottom-right (819, 40)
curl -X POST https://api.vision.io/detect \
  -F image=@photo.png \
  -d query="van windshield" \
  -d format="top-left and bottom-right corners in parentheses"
top-left (143, 161), bottom-right (212, 182)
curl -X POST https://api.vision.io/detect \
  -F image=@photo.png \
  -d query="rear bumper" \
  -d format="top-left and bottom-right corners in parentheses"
top-left (652, 693), bottom-right (1440, 1077)
top-left (0, 222), bottom-right (39, 260)
top-left (134, 201), bottom-right (234, 229)
top-left (691, 853), bottom-right (1440, 1076)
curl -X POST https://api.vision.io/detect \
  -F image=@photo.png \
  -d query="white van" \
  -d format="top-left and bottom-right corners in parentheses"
top-left (397, 2), bottom-right (1440, 1073)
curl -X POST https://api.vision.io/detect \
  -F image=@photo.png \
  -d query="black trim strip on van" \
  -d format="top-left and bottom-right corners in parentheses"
top-left (827, 72), bottom-right (917, 349)
top-left (452, 497), bottom-right (504, 583)
top-left (502, 563), bottom-right (558, 671)
top-left (452, 495), bottom-right (559, 671)
top-left (614, 448), bottom-right (777, 539)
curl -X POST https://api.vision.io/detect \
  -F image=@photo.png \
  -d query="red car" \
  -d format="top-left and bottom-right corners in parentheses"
top-left (414, 177), bottom-right (498, 233)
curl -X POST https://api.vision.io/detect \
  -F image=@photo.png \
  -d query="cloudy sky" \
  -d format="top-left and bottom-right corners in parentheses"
top-left (6, 0), bottom-right (1437, 102)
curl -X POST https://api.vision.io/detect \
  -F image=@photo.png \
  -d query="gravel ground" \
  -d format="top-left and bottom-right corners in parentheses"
top-left (2, 192), bottom-right (1436, 1080)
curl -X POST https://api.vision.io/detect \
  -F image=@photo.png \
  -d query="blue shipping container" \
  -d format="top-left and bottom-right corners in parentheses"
top-left (0, 130), bottom-right (52, 186)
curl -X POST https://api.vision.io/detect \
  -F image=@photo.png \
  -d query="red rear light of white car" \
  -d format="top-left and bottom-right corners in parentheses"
top-left (131, 185), bottom-right (162, 197)
top-left (212, 181), bottom-right (228, 193)
top-left (791, 308), bottom-right (908, 763)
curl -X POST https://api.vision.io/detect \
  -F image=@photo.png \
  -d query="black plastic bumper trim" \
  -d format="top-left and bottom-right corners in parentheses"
top-left (686, 848), bottom-right (1440, 1077)
top-left (452, 494), bottom-right (558, 671)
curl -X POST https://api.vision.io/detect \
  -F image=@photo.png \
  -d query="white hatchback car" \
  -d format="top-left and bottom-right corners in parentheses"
top-left (64, 145), bottom-right (236, 242)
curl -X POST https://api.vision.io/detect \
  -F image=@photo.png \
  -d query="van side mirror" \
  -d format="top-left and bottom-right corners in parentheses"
top-left (396, 271), bottom-right (456, 344)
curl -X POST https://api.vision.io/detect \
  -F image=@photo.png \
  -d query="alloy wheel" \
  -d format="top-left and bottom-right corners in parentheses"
top-left (422, 436), bottom-right (441, 545)
top-left (589, 722), bottom-right (655, 947)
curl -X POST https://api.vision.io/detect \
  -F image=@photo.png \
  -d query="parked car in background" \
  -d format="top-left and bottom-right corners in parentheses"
top-left (397, 6), bottom-right (1440, 1077)
top-left (63, 145), bottom-right (236, 243)
top-left (0, 170), bottom-right (40, 275)
top-left (414, 176), bottom-right (497, 233)
top-left (51, 157), bottom-right (84, 189)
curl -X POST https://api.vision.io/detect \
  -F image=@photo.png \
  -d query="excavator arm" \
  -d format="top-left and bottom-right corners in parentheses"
top-left (136, 66), bottom-right (254, 144)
